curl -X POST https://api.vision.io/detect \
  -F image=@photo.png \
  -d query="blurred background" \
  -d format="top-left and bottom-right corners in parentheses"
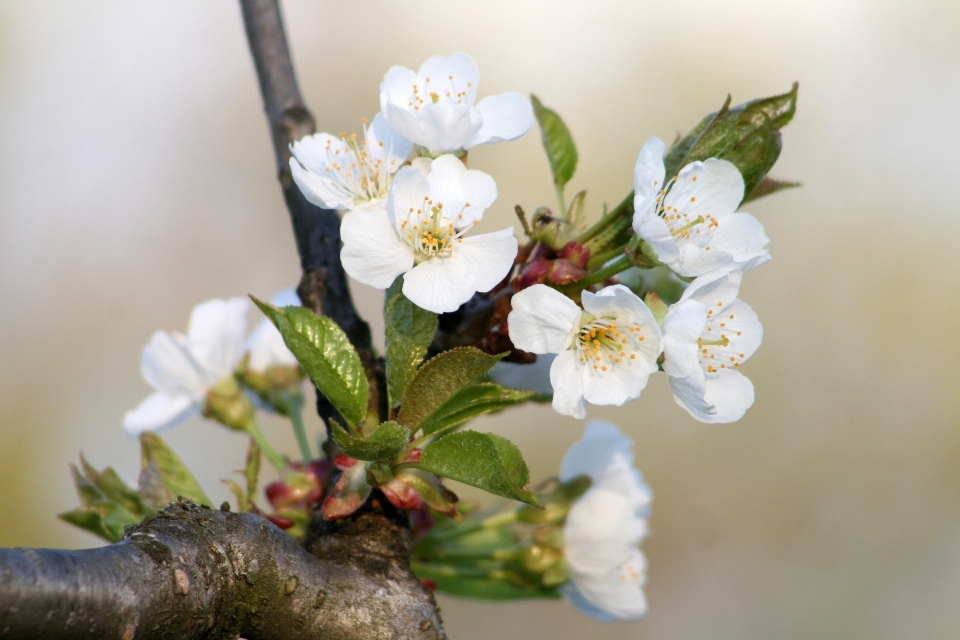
top-left (2, 0), bottom-right (959, 638)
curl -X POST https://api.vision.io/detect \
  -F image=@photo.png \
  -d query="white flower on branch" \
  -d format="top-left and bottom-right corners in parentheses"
top-left (560, 421), bottom-right (651, 621)
top-left (289, 113), bottom-right (412, 218)
top-left (661, 269), bottom-right (762, 423)
top-left (380, 53), bottom-right (534, 153)
top-left (245, 288), bottom-right (300, 372)
top-left (632, 136), bottom-right (770, 278)
top-left (123, 298), bottom-right (249, 435)
top-left (341, 154), bottom-right (517, 314)
top-left (507, 284), bottom-right (662, 419)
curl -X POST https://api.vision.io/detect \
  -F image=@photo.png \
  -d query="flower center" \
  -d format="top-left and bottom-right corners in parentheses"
top-left (408, 75), bottom-right (474, 111)
top-left (654, 176), bottom-right (720, 244)
top-left (399, 197), bottom-right (478, 262)
top-left (573, 315), bottom-right (646, 372)
top-left (698, 303), bottom-right (746, 373)
top-left (320, 119), bottom-right (399, 203)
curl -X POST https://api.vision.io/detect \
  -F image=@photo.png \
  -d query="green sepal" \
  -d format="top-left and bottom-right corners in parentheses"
top-left (643, 292), bottom-right (669, 326)
top-left (663, 83), bottom-right (798, 199)
top-left (418, 382), bottom-right (535, 437)
top-left (743, 176), bottom-right (802, 203)
top-left (415, 430), bottom-right (540, 506)
top-left (252, 296), bottom-right (368, 427)
top-left (531, 94), bottom-right (578, 192)
top-left (384, 279), bottom-right (438, 408)
top-left (139, 433), bottom-right (211, 507)
top-left (397, 348), bottom-right (507, 431)
top-left (331, 419), bottom-right (410, 461)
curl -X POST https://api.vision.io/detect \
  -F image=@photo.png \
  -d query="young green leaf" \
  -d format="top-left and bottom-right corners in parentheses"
top-left (418, 382), bottom-right (536, 436)
top-left (415, 430), bottom-right (540, 506)
top-left (384, 279), bottom-right (438, 408)
top-left (59, 508), bottom-right (116, 543)
top-left (663, 83), bottom-right (799, 198)
top-left (80, 455), bottom-right (145, 515)
top-left (331, 420), bottom-right (411, 461)
top-left (139, 433), bottom-right (211, 507)
top-left (252, 297), bottom-right (368, 427)
top-left (531, 94), bottom-right (578, 193)
top-left (397, 348), bottom-right (508, 430)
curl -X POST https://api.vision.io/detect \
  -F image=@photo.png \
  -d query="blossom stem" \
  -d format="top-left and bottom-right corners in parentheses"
top-left (431, 509), bottom-right (519, 541)
top-left (558, 254), bottom-right (633, 292)
top-left (283, 396), bottom-right (313, 463)
top-left (410, 560), bottom-right (509, 581)
top-left (555, 184), bottom-right (567, 221)
top-left (244, 418), bottom-right (287, 472)
top-left (585, 245), bottom-right (627, 270)
top-left (432, 546), bottom-right (519, 561)
top-left (577, 191), bottom-right (633, 244)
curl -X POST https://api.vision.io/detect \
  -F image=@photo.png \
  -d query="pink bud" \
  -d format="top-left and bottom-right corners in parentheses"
top-left (559, 241), bottom-right (590, 269)
top-left (514, 260), bottom-right (550, 291)
top-left (547, 259), bottom-right (586, 285)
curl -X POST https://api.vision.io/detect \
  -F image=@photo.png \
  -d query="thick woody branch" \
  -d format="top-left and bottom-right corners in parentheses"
top-left (0, 500), bottom-right (443, 640)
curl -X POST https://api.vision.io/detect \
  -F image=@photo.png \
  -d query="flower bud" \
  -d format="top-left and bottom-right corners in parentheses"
top-left (518, 541), bottom-right (564, 574)
top-left (203, 376), bottom-right (255, 432)
top-left (513, 260), bottom-right (550, 291)
top-left (546, 259), bottom-right (586, 286)
top-left (558, 241), bottom-right (590, 269)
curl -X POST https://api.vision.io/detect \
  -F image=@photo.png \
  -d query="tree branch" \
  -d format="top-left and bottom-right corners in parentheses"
top-left (0, 500), bottom-right (443, 640)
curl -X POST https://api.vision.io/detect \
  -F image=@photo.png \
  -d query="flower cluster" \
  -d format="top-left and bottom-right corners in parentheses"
top-left (508, 136), bottom-right (769, 423)
top-left (290, 53), bottom-right (533, 314)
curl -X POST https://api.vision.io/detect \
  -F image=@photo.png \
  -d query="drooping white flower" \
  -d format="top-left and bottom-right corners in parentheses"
top-left (508, 284), bottom-right (662, 419)
top-left (560, 421), bottom-right (651, 621)
top-left (632, 136), bottom-right (770, 278)
top-left (246, 288), bottom-right (300, 372)
top-left (379, 53), bottom-right (534, 153)
top-left (341, 154), bottom-right (518, 314)
top-left (289, 113), bottom-right (412, 218)
top-left (660, 269), bottom-right (762, 423)
top-left (123, 298), bottom-right (249, 435)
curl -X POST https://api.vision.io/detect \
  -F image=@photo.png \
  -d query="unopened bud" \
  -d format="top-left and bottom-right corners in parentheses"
top-left (519, 542), bottom-right (564, 574)
top-left (558, 241), bottom-right (590, 269)
top-left (203, 377), bottom-right (255, 432)
top-left (514, 260), bottom-right (550, 291)
top-left (546, 259), bottom-right (586, 286)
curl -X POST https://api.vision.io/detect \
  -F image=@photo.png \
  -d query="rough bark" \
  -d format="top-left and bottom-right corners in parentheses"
top-left (0, 499), bottom-right (443, 640)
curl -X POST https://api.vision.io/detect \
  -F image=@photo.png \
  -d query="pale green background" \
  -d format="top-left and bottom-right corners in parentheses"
top-left (2, 1), bottom-right (959, 638)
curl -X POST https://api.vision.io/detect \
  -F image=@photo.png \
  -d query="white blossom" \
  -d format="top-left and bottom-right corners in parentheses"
top-left (632, 136), bottom-right (770, 278)
top-left (246, 288), bottom-right (300, 372)
top-left (341, 154), bottom-right (517, 314)
top-left (379, 53), bottom-right (534, 153)
top-left (289, 113), bottom-right (412, 218)
top-left (560, 421), bottom-right (651, 621)
top-left (507, 284), bottom-right (662, 419)
top-left (661, 269), bottom-right (762, 423)
top-left (123, 298), bottom-right (249, 435)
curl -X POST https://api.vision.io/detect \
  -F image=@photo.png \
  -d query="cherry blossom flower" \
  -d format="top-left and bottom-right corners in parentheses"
top-left (123, 298), bottom-right (249, 435)
top-left (560, 421), bottom-right (651, 621)
top-left (379, 53), bottom-right (534, 153)
top-left (340, 154), bottom-right (517, 314)
top-left (660, 269), bottom-right (762, 423)
top-left (632, 136), bottom-right (770, 278)
top-left (507, 284), bottom-right (662, 418)
top-left (289, 113), bottom-right (412, 217)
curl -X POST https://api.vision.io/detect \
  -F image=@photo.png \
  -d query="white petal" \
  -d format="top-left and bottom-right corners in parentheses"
top-left (488, 353), bottom-right (555, 395)
top-left (290, 132), bottom-right (343, 174)
top-left (633, 136), bottom-right (666, 199)
top-left (426, 155), bottom-right (497, 226)
top-left (382, 101), bottom-right (427, 149)
top-left (289, 157), bottom-right (354, 210)
top-left (596, 455), bottom-right (653, 517)
top-left (664, 158), bottom-right (744, 218)
top-left (270, 288), bottom-right (301, 307)
top-left (560, 420), bottom-right (634, 483)
top-left (417, 53), bottom-right (479, 106)
top-left (465, 93), bottom-right (535, 148)
top-left (670, 239), bottom-right (735, 278)
top-left (669, 366), bottom-right (716, 419)
top-left (708, 212), bottom-right (771, 271)
top-left (632, 195), bottom-right (680, 265)
top-left (564, 549), bottom-right (648, 621)
top-left (123, 391), bottom-right (197, 436)
top-left (455, 228), bottom-right (517, 292)
top-left (417, 101), bottom-right (482, 153)
top-left (680, 269), bottom-right (742, 306)
top-left (550, 350), bottom-right (587, 419)
top-left (341, 209), bottom-right (414, 289)
top-left (140, 330), bottom-right (206, 399)
top-left (701, 298), bottom-right (763, 364)
top-left (402, 253), bottom-right (476, 313)
top-left (247, 317), bottom-right (298, 370)
top-left (507, 284), bottom-right (581, 353)
top-left (187, 298), bottom-right (249, 382)
top-left (661, 299), bottom-right (707, 378)
top-left (694, 369), bottom-right (755, 423)
top-left (367, 112), bottom-right (412, 169)
top-left (387, 165), bottom-right (432, 230)
top-left (564, 489), bottom-right (646, 573)
top-left (380, 65), bottom-right (420, 112)
top-left (581, 355), bottom-right (654, 407)
top-left (582, 285), bottom-right (662, 353)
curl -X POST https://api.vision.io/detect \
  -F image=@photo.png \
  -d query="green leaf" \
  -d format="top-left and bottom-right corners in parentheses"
top-left (223, 479), bottom-right (248, 512)
top-left (139, 433), bottom-right (211, 507)
top-left (70, 464), bottom-right (105, 508)
top-left (384, 279), bottom-right (438, 408)
top-left (244, 438), bottom-right (261, 504)
top-left (59, 508), bottom-right (116, 543)
top-left (418, 382), bottom-right (535, 436)
top-left (253, 297), bottom-right (368, 427)
top-left (743, 176), bottom-right (802, 203)
top-left (331, 420), bottom-right (411, 461)
top-left (80, 455), bottom-right (145, 515)
top-left (663, 83), bottom-right (798, 198)
top-left (531, 94), bottom-right (578, 192)
top-left (397, 348), bottom-right (507, 430)
top-left (416, 430), bottom-right (539, 506)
